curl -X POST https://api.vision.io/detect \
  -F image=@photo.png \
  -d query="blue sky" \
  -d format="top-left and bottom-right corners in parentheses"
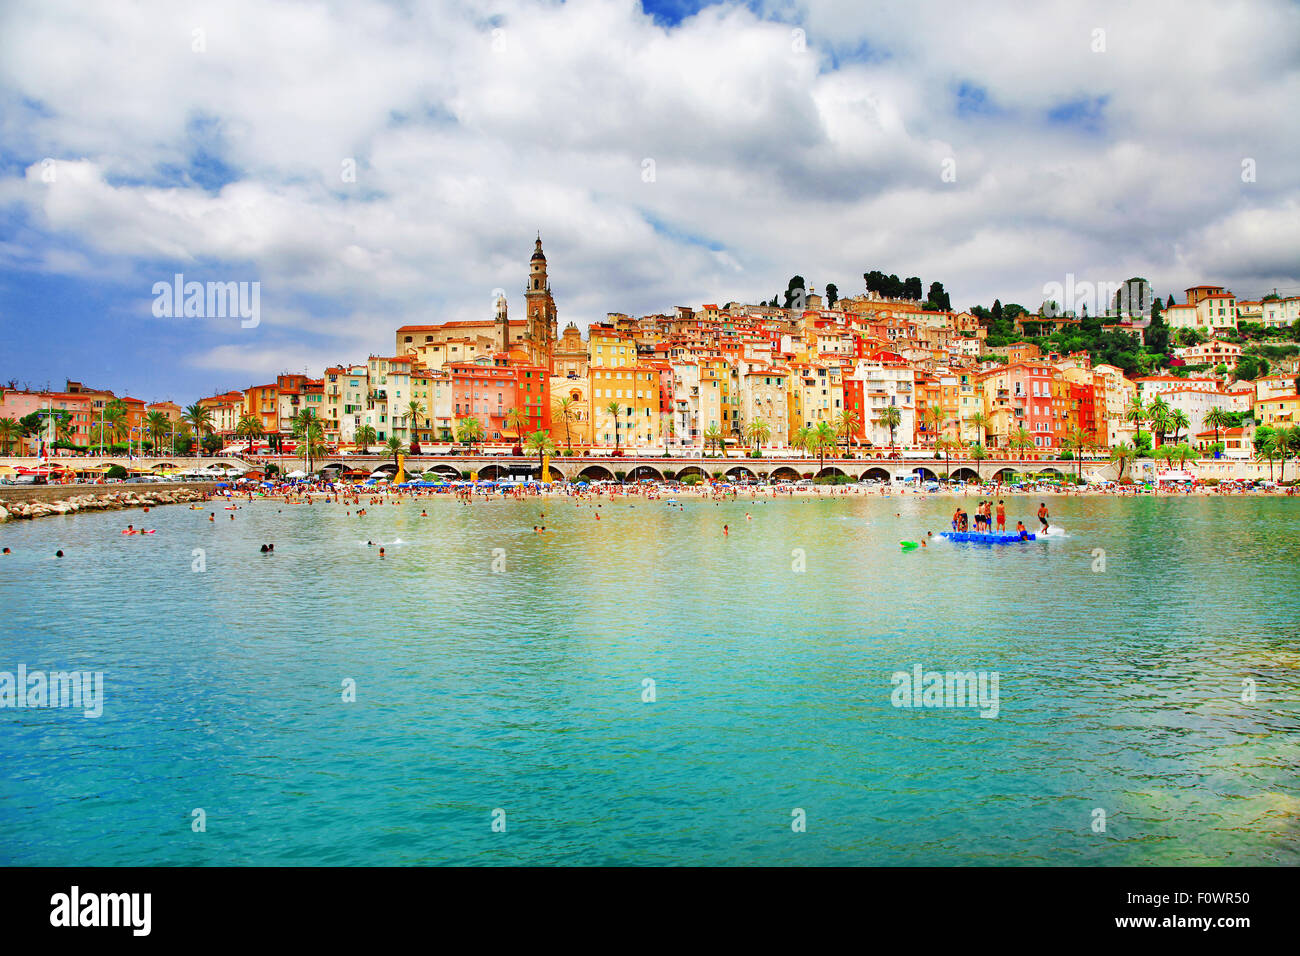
top-left (1, 0), bottom-right (1297, 404)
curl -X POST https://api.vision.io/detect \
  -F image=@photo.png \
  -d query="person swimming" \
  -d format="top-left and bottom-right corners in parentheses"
top-left (1016, 520), bottom-right (1029, 541)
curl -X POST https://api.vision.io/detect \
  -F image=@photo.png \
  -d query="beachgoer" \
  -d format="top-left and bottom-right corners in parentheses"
top-left (1038, 502), bottom-right (1049, 532)
top-left (996, 500), bottom-right (1006, 532)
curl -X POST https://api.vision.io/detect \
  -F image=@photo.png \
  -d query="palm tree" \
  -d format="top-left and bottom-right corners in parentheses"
top-left (0, 417), bottom-right (18, 455)
top-left (792, 425), bottom-right (812, 458)
top-left (834, 409), bottom-right (861, 455)
top-left (878, 406), bottom-right (902, 450)
top-left (182, 403), bottom-right (214, 463)
top-left (354, 424), bottom-right (377, 454)
top-left (1168, 408), bottom-right (1190, 446)
top-left (702, 425), bottom-right (724, 457)
top-left (1062, 425), bottom-right (1092, 482)
top-left (144, 411), bottom-right (170, 455)
top-left (1109, 442), bottom-right (1136, 482)
top-left (524, 429), bottom-right (556, 479)
top-left (1123, 394), bottom-right (1146, 447)
top-left (1171, 442), bottom-right (1197, 472)
top-left (605, 401), bottom-right (624, 452)
top-left (1253, 427), bottom-right (1277, 481)
top-left (745, 418), bottom-right (772, 454)
top-left (964, 410), bottom-right (989, 448)
top-left (103, 399), bottom-right (128, 451)
top-left (505, 407), bottom-right (528, 447)
top-left (921, 406), bottom-right (944, 447)
top-left (1202, 407), bottom-right (1232, 453)
top-left (1009, 426), bottom-right (1035, 459)
top-left (1275, 426), bottom-right (1296, 482)
top-left (553, 396), bottom-right (577, 451)
top-left (383, 435), bottom-right (404, 469)
top-left (969, 441), bottom-right (988, 481)
top-left (1146, 396), bottom-right (1172, 447)
top-left (812, 421), bottom-right (837, 473)
top-left (295, 422), bottom-right (328, 474)
top-left (934, 435), bottom-right (957, 480)
top-left (454, 416), bottom-right (484, 452)
top-left (405, 399), bottom-right (425, 442)
top-left (292, 408), bottom-right (323, 474)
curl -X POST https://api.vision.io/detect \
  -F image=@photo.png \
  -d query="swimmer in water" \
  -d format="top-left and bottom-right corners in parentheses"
top-left (55, 550), bottom-right (64, 558)
top-left (723, 524), bottom-right (729, 536)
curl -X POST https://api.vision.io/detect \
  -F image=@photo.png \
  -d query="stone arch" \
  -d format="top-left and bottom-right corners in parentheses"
top-left (862, 467), bottom-right (890, 481)
top-left (724, 465), bottom-right (756, 480)
top-left (626, 465), bottom-right (665, 482)
top-left (771, 466), bottom-right (801, 481)
top-left (951, 467), bottom-right (979, 482)
top-left (425, 464), bottom-right (461, 479)
top-left (910, 466), bottom-right (938, 481)
top-left (477, 463), bottom-right (509, 479)
top-left (993, 467), bottom-right (1018, 483)
top-left (674, 465), bottom-right (706, 480)
top-left (1038, 466), bottom-right (1065, 477)
top-left (815, 466), bottom-right (848, 479)
top-left (371, 462), bottom-right (398, 475)
top-left (577, 465), bottom-right (615, 481)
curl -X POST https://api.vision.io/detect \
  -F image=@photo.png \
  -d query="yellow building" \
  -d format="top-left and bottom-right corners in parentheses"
top-left (588, 325), bottom-right (661, 448)
top-left (1256, 393), bottom-right (1299, 429)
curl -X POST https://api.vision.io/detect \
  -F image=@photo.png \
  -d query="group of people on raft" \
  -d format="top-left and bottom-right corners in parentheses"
top-left (950, 500), bottom-right (1049, 540)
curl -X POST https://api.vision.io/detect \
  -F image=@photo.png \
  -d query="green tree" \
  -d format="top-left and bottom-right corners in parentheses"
top-left (833, 409), bottom-right (860, 455)
top-left (1009, 426), bottom-right (1035, 458)
top-left (745, 418), bottom-right (772, 454)
top-left (454, 416), bottom-right (484, 451)
top-left (1253, 426), bottom-right (1277, 481)
top-left (524, 429), bottom-right (556, 479)
top-left (1123, 394), bottom-right (1146, 444)
top-left (405, 399), bottom-right (425, 441)
top-left (969, 442), bottom-right (988, 481)
top-left (1062, 426), bottom-right (1092, 481)
top-left (1109, 442), bottom-right (1136, 481)
top-left (383, 435), bottom-right (404, 468)
top-left (824, 283), bottom-right (838, 308)
top-left (0, 417), bottom-right (19, 455)
top-left (291, 408), bottom-right (323, 473)
top-left (182, 403), bottom-right (214, 463)
top-left (505, 407), bottom-right (528, 445)
top-left (1167, 408), bottom-right (1190, 445)
top-left (553, 396), bottom-right (577, 451)
top-left (878, 406), bottom-right (902, 449)
top-left (605, 401), bottom-right (624, 451)
top-left (811, 421), bottom-right (837, 473)
top-left (1146, 396), bottom-right (1172, 447)
top-left (354, 424), bottom-right (377, 454)
top-left (145, 410), bottom-right (171, 456)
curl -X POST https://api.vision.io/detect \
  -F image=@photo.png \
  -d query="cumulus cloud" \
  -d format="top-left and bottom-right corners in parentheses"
top-left (0, 0), bottom-right (1296, 395)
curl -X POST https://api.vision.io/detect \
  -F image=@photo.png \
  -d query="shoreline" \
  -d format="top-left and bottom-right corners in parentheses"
top-left (0, 483), bottom-right (216, 522)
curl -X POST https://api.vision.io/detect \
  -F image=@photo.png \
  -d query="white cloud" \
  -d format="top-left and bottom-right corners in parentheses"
top-left (0, 0), bottom-right (1297, 389)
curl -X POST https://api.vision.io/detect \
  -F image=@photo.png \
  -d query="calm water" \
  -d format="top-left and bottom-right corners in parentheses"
top-left (1, 492), bottom-right (1298, 866)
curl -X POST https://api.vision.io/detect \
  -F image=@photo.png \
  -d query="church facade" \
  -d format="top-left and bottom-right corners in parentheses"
top-left (396, 235), bottom-right (561, 373)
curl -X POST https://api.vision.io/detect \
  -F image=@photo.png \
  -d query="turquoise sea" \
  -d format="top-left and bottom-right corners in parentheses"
top-left (1, 492), bottom-right (1297, 865)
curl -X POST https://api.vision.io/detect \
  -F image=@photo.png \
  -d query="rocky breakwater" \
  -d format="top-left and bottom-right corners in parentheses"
top-left (0, 482), bottom-right (218, 522)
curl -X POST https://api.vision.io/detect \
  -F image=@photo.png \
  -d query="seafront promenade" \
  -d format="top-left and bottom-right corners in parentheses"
top-left (1, 452), bottom-right (1289, 483)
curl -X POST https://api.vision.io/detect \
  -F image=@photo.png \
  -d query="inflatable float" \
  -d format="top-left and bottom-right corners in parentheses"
top-left (940, 531), bottom-right (1035, 543)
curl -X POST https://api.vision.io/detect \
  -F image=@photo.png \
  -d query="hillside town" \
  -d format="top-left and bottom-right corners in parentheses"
top-left (3, 237), bottom-right (1298, 465)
